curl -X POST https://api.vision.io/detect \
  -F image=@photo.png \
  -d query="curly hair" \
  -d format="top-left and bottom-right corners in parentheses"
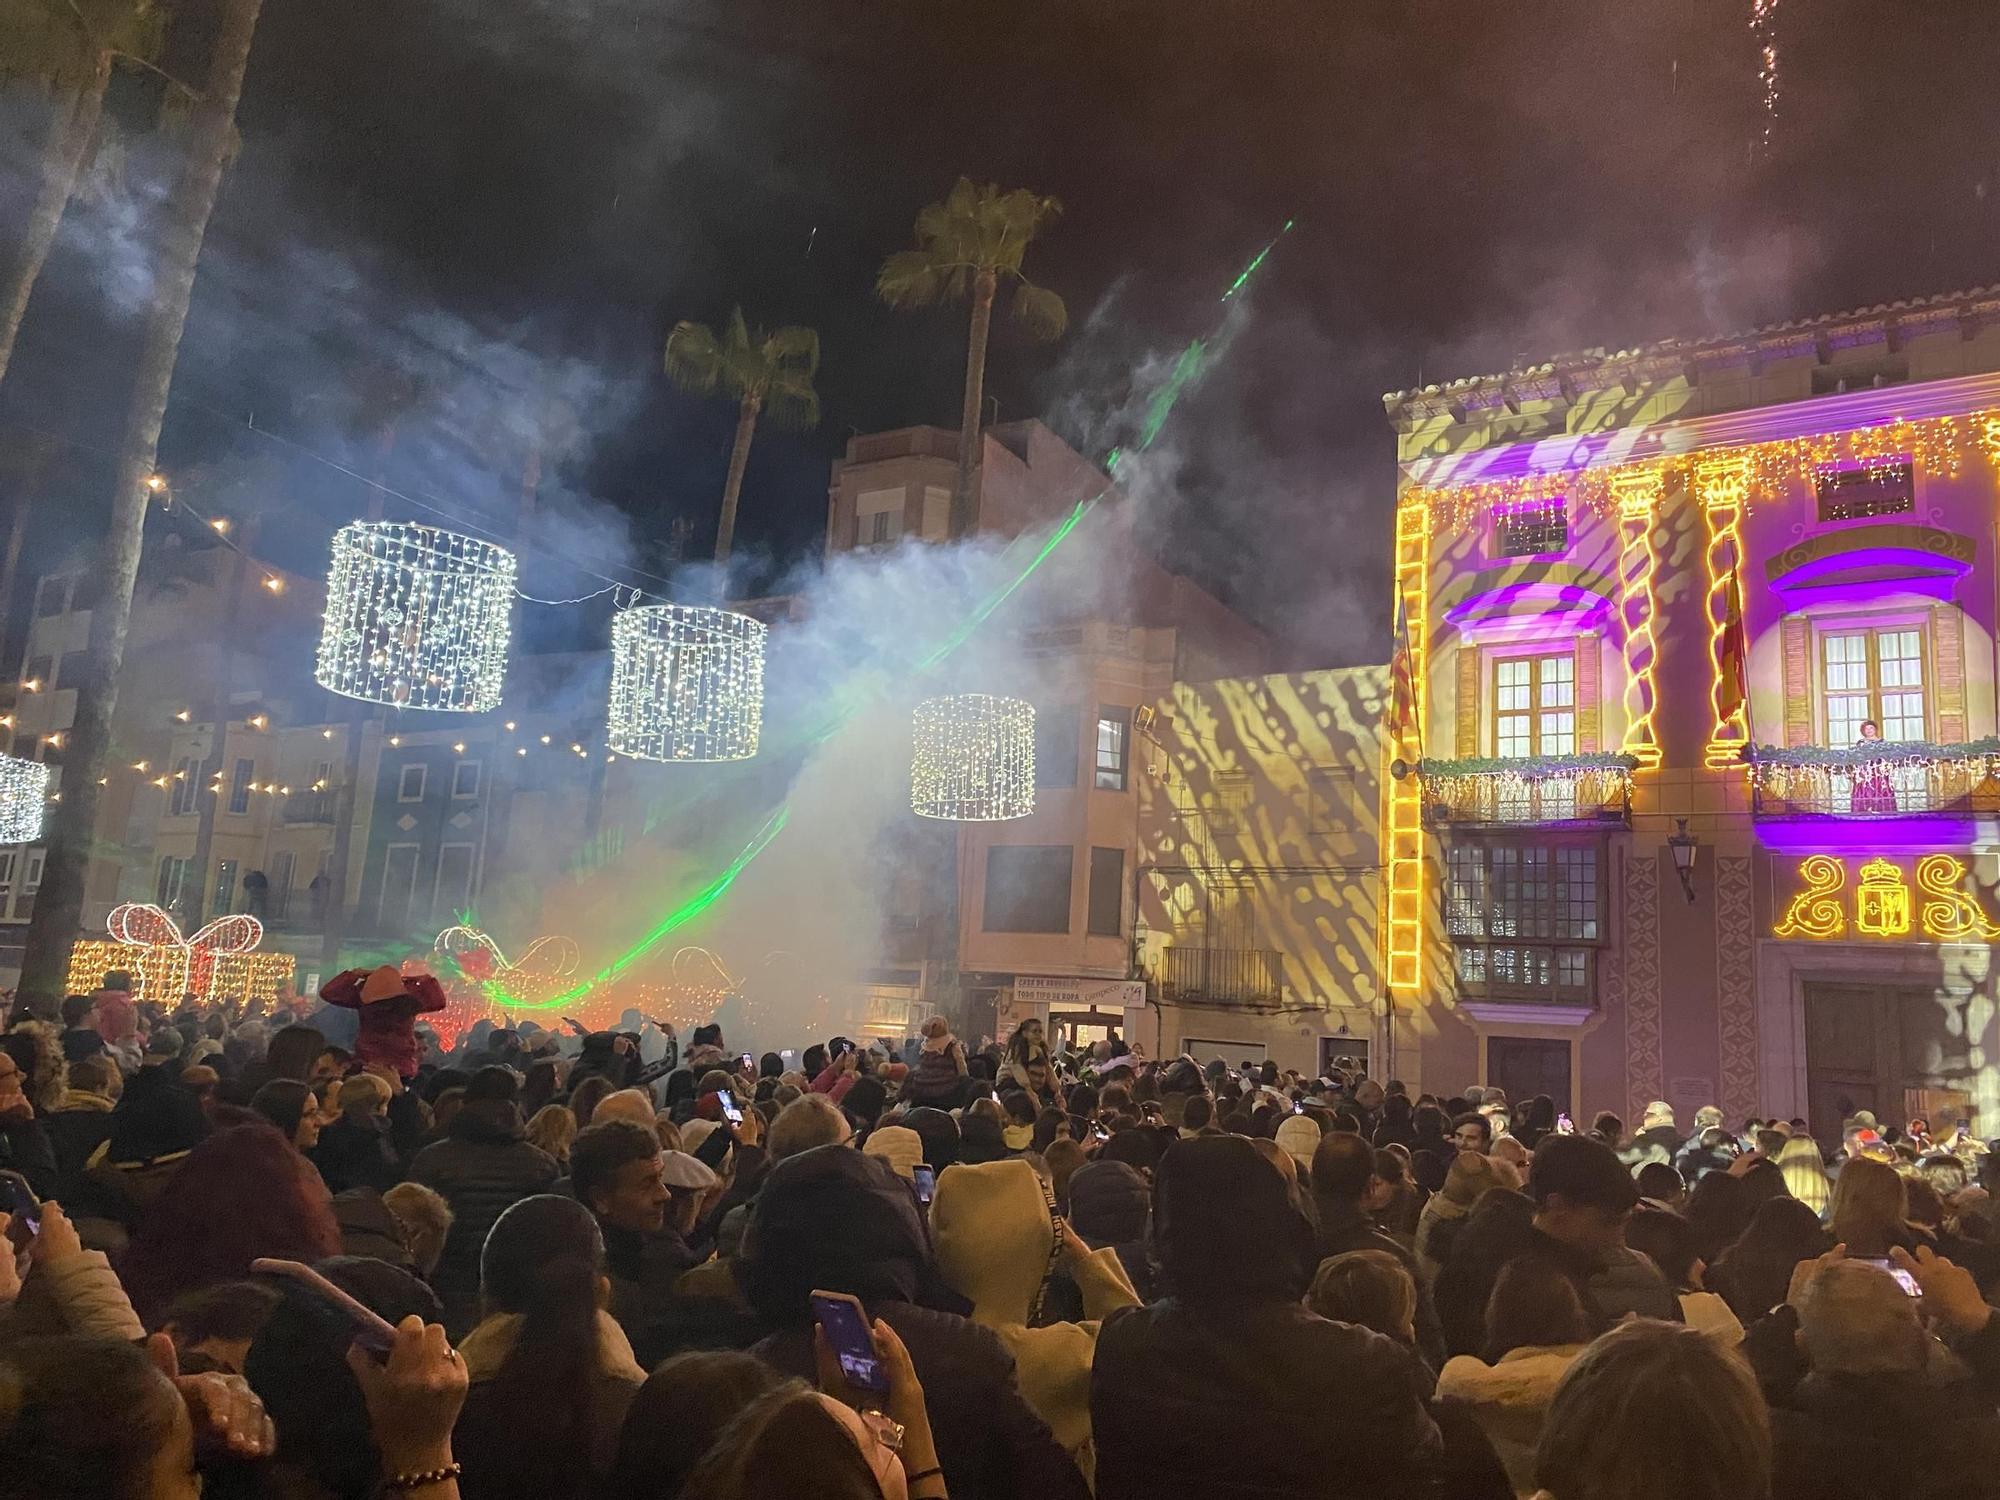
top-left (0, 1022), bottom-right (65, 1113)
top-left (118, 1122), bottom-right (341, 1326)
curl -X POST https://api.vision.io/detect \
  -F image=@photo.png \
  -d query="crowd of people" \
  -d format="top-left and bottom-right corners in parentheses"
top-left (2, 972), bottom-right (1999, 1499)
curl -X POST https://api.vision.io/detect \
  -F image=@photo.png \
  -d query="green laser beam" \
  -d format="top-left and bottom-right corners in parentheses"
top-left (517, 221), bottom-right (1296, 1009)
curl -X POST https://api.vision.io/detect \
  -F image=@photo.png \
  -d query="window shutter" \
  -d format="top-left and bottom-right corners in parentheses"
top-left (1456, 647), bottom-right (1480, 757)
top-left (1782, 617), bottom-right (1812, 747)
top-left (1574, 635), bottom-right (1600, 754)
top-left (1933, 605), bottom-right (1967, 743)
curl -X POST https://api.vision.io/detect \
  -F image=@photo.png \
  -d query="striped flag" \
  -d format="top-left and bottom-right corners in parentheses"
top-left (1717, 568), bottom-right (1749, 728)
top-left (1388, 589), bottom-right (1419, 749)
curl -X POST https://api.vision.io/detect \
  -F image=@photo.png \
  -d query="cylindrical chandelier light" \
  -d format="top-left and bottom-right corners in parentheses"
top-left (0, 754), bottom-right (52, 843)
top-left (911, 693), bottom-right (1035, 821)
top-left (316, 522), bottom-right (517, 713)
top-left (607, 603), bottom-right (766, 763)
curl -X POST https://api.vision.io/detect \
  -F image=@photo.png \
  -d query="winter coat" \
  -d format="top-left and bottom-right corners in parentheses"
top-left (1586, 1245), bottom-right (1681, 1326)
top-left (1435, 1345), bottom-right (1586, 1497)
top-left (900, 1039), bottom-right (970, 1108)
top-left (1770, 1366), bottom-right (2000, 1500)
top-left (598, 1216), bottom-right (700, 1368)
top-left (330, 1187), bottom-right (415, 1271)
top-left (0, 1115), bottom-right (55, 1200)
top-left (1314, 1199), bottom-right (1447, 1370)
top-left (932, 1158), bottom-right (1140, 1486)
top-left (744, 1144), bottom-right (1088, 1500)
top-left (456, 1308), bottom-right (645, 1491)
top-left (406, 1100), bottom-right (558, 1335)
top-left (0, 1241), bottom-right (144, 1345)
top-left (1413, 1190), bottom-right (1471, 1285)
top-left (1092, 1299), bottom-right (1443, 1500)
top-left (312, 1112), bottom-right (402, 1195)
top-left (43, 1094), bottom-right (116, 1193)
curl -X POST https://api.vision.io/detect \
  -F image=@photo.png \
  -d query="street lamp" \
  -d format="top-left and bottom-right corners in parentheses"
top-left (1668, 818), bottom-right (1699, 904)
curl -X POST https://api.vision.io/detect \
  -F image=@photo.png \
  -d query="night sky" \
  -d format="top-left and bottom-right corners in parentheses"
top-left (4, 0), bottom-right (1999, 665)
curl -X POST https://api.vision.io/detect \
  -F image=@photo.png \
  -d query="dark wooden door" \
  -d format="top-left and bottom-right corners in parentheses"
top-left (1803, 981), bottom-right (1973, 1149)
top-left (1486, 1037), bottom-right (1573, 1115)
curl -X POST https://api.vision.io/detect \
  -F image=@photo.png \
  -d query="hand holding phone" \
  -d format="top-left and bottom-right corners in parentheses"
top-left (0, 1169), bottom-right (40, 1239)
top-left (716, 1088), bottom-right (744, 1125)
top-left (911, 1165), bottom-right (936, 1205)
top-left (811, 1289), bottom-right (889, 1394)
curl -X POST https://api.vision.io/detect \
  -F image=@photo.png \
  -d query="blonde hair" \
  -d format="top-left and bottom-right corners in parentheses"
top-left (382, 1180), bottom-right (453, 1276)
top-left (1776, 1135), bottom-right (1829, 1215)
top-left (524, 1103), bottom-right (579, 1164)
top-left (1828, 1154), bottom-right (1909, 1255)
top-left (337, 1071), bottom-right (391, 1116)
top-left (1310, 1249), bottom-right (1416, 1343)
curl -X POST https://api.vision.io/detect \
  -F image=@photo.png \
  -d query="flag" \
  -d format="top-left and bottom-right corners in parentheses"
top-left (1388, 589), bottom-right (1419, 750)
top-left (1716, 568), bottom-right (1749, 729)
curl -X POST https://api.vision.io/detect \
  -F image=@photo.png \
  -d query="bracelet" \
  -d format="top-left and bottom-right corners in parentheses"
top-left (383, 1462), bottom-right (462, 1492)
top-left (903, 1467), bottom-right (944, 1484)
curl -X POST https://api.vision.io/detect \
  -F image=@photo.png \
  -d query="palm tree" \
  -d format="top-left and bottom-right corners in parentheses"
top-left (20, 0), bottom-right (266, 995)
top-left (0, 0), bottom-right (168, 388)
top-left (876, 179), bottom-right (1067, 538)
top-left (664, 309), bottom-right (820, 566)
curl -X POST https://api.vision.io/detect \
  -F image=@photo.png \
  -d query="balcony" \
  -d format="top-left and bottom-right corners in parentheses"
top-left (1748, 740), bottom-right (2000, 819)
top-left (1155, 945), bottom-right (1283, 1007)
top-left (282, 788), bottom-right (340, 824)
top-left (1416, 754), bottom-right (1635, 829)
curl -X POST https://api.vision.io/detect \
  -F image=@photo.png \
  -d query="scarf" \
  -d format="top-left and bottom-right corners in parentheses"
top-left (58, 1089), bottom-right (115, 1113)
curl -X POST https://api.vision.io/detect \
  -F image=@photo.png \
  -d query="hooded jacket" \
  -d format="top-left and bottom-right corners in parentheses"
top-left (932, 1158), bottom-right (1140, 1485)
top-left (1091, 1136), bottom-right (1442, 1500)
top-left (407, 1099), bottom-right (558, 1334)
top-left (1066, 1160), bottom-right (1160, 1303)
top-left (1434, 1345), bottom-right (1586, 1496)
top-left (745, 1144), bottom-right (1089, 1500)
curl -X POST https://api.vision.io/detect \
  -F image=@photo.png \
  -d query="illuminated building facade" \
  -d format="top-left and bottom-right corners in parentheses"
top-left (1382, 287), bottom-right (2000, 1143)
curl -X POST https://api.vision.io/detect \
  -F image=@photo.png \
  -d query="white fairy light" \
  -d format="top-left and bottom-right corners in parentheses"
top-left (911, 694), bottom-right (1035, 821)
top-left (607, 603), bottom-right (766, 763)
top-left (0, 754), bottom-right (53, 843)
top-left (316, 522), bottom-right (516, 713)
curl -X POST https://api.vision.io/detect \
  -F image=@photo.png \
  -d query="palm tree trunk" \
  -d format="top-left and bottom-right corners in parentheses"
top-left (20, 0), bottom-right (267, 996)
top-left (714, 392), bottom-right (761, 569)
top-left (184, 519), bottom-right (256, 930)
top-left (951, 268), bottom-right (997, 539)
top-left (0, 54), bottom-right (110, 391)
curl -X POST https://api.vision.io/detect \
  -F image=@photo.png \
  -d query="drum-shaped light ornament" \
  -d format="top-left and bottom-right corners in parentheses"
top-left (911, 693), bottom-right (1035, 821)
top-left (316, 523), bottom-right (517, 712)
top-left (607, 603), bottom-right (767, 763)
top-left (0, 754), bottom-right (52, 843)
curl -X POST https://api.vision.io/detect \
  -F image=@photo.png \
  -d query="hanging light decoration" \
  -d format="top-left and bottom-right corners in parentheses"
top-left (911, 693), bottom-right (1035, 821)
top-left (0, 754), bottom-right (51, 843)
top-left (606, 603), bottom-right (766, 763)
top-left (316, 522), bottom-right (516, 713)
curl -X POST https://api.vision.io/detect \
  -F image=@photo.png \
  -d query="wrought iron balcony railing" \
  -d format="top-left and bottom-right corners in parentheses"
top-left (1748, 740), bottom-right (2000, 819)
top-left (1414, 754), bottom-right (1636, 829)
top-left (282, 788), bottom-right (340, 824)
top-left (1154, 946), bottom-right (1284, 1007)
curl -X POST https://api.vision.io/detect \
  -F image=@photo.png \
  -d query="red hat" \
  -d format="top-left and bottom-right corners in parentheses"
top-left (321, 965), bottom-right (448, 1014)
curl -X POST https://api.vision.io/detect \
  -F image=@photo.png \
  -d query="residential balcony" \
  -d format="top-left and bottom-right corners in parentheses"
top-left (1748, 741), bottom-right (2000, 819)
top-left (281, 788), bottom-right (340, 824)
top-left (1154, 945), bottom-right (1283, 1007)
top-left (1415, 754), bottom-right (1635, 830)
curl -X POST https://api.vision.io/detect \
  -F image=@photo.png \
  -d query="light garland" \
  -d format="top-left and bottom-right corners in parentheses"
top-left (316, 522), bottom-right (516, 713)
top-left (66, 903), bottom-right (294, 1007)
top-left (0, 754), bottom-right (52, 843)
top-left (1406, 406), bottom-right (2000, 539)
top-left (1612, 468), bottom-right (1664, 768)
top-left (606, 603), bottom-right (766, 763)
top-left (911, 694), bottom-right (1035, 821)
top-left (1775, 853), bottom-right (2000, 942)
top-left (1385, 500), bottom-right (1428, 993)
top-left (1748, 741), bottom-right (2000, 816)
top-left (1697, 453), bottom-right (1752, 769)
top-left (1416, 752), bottom-right (1636, 826)
top-left (1917, 855), bottom-right (2000, 941)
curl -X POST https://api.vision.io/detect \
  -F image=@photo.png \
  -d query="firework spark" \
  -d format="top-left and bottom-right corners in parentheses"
top-left (1750, 0), bottom-right (1780, 149)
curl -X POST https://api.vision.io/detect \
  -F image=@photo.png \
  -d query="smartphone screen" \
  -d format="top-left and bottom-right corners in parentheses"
top-left (716, 1088), bottom-right (743, 1125)
top-left (0, 1171), bottom-right (40, 1236)
top-left (912, 1165), bottom-right (935, 1204)
top-left (811, 1290), bottom-right (889, 1393)
top-left (1857, 1256), bottom-right (1923, 1297)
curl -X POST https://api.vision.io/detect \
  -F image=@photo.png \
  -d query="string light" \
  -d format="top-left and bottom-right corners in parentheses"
top-left (67, 904), bottom-right (294, 1008)
top-left (911, 694), bottom-right (1035, 821)
top-left (316, 521), bottom-right (516, 713)
top-left (1612, 468), bottom-right (1665, 768)
top-left (0, 755), bottom-right (52, 843)
top-left (1751, 0), bottom-right (1780, 150)
top-left (606, 603), bottom-right (767, 764)
top-left (1386, 501), bottom-right (1428, 992)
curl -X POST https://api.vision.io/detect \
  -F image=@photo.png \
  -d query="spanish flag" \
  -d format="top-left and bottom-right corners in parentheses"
top-left (1388, 589), bottom-right (1420, 751)
top-left (1717, 569), bottom-right (1749, 729)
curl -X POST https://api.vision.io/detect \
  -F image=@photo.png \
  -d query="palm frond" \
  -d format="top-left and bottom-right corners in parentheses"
top-left (1010, 281), bottom-right (1069, 342)
top-left (876, 249), bottom-right (951, 309)
top-left (763, 324), bottom-right (820, 377)
top-left (663, 320), bottom-right (724, 395)
top-left (762, 371), bottom-right (821, 432)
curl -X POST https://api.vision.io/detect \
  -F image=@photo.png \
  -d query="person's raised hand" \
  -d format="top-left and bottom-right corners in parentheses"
top-left (345, 1315), bottom-right (467, 1476)
top-left (147, 1332), bottom-right (277, 1460)
top-left (0, 1213), bottom-right (21, 1305)
top-left (1892, 1244), bottom-right (1993, 1336)
top-left (1726, 1149), bottom-right (1765, 1178)
top-left (29, 1199), bottom-right (82, 1264)
top-left (733, 1105), bottom-right (764, 1149)
top-left (1787, 1243), bottom-right (1845, 1307)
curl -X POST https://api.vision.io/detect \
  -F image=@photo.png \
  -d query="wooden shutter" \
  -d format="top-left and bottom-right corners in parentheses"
top-left (1574, 635), bottom-right (1600, 753)
top-left (1933, 605), bottom-right (1967, 743)
top-left (1455, 646), bottom-right (1481, 757)
top-left (1782, 617), bottom-right (1812, 747)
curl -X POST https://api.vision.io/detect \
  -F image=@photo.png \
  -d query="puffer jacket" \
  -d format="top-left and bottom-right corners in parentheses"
top-left (1434, 1345), bottom-right (1586, 1496)
top-left (406, 1100), bottom-right (557, 1334)
top-left (900, 1039), bottom-right (970, 1108)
